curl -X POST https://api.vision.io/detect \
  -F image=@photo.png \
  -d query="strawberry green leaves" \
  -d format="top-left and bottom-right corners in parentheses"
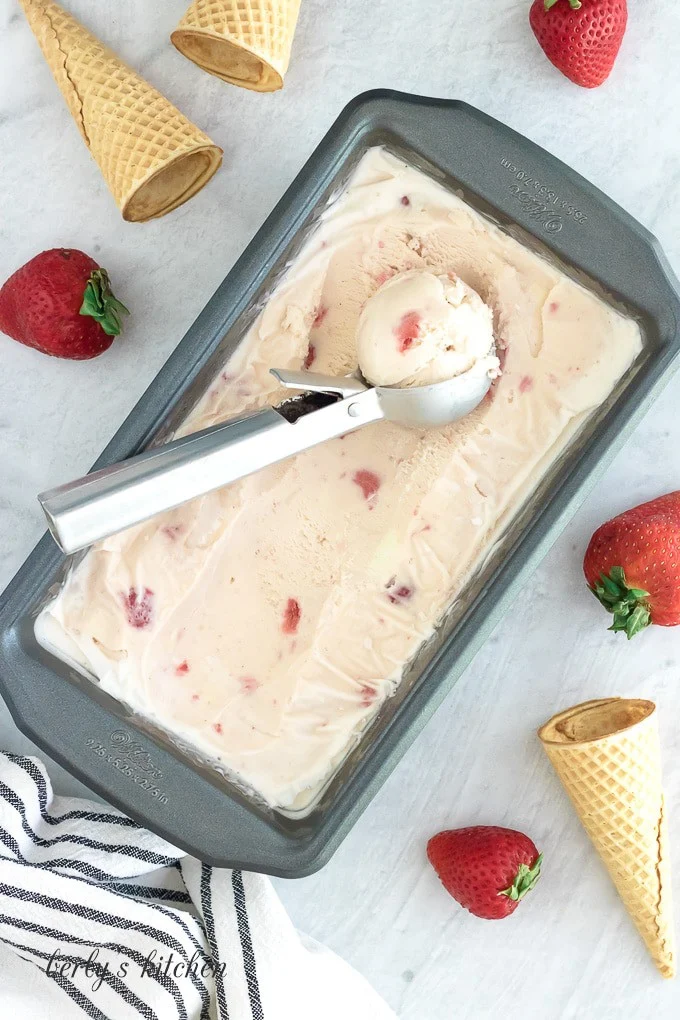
top-left (500, 854), bottom-right (543, 902)
top-left (80, 268), bottom-right (129, 337)
top-left (589, 566), bottom-right (651, 640)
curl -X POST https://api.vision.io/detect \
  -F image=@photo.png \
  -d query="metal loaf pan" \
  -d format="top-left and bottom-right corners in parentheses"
top-left (1, 92), bottom-right (679, 877)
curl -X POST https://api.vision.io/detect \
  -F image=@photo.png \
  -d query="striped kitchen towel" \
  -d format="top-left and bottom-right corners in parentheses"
top-left (0, 751), bottom-right (396, 1020)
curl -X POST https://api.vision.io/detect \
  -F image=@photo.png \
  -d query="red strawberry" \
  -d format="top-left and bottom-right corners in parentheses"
top-left (281, 597), bottom-right (301, 635)
top-left (584, 492), bottom-right (680, 639)
top-left (0, 248), bottom-right (128, 359)
top-left (427, 826), bottom-right (542, 920)
top-left (529, 0), bottom-right (628, 89)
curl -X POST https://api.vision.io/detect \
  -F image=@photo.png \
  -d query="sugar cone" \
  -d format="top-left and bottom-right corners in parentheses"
top-left (171, 0), bottom-right (302, 92)
top-left (539, 698), bottom-right (675, 978)
top-left (20, 0), bottom-right (222, 221)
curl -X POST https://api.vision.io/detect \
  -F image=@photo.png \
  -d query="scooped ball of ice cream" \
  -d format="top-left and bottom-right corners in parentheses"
top-left (357, 270), bottom-right (499, 388)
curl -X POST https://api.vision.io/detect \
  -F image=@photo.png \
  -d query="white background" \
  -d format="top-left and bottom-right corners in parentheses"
top-left (1, 1), bottom-right (680, 1017)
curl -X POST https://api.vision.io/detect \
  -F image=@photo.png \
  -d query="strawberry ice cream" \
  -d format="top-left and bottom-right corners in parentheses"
top-left (356, 270), bottom-right (499, 388)
top-left (36, 147), bottom-right (643, 811)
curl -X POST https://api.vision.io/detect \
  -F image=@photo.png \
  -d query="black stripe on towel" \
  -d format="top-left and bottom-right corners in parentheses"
top-left (0, 878), bottom-right (210, 1018)
top-left (140, 895), bottom-right (212, 971)
top-left (232, 870), bottom-right (264, 1020)
top-left (1, 935), bottom-right (110, 1020)
top-left (0, 924), bottom-right (159, 1019)
top-left (201, 863), bottom-right (229, 1020)
top-left (1, 845), bottom-right (208, 978)
top-left (0, 908), bottom-right (184, 1020)
top-left (104, 882), bottom-right (192, 904)
top-left (0, 821), bottom-right (171, 886)
top-left (5, 755), bottom-right (139, 828)
top-left (0, 778), bottom-right (177, 865)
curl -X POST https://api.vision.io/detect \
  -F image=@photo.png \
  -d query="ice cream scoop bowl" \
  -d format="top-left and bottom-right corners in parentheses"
top-left (38, 365), bottom-right (493, 555)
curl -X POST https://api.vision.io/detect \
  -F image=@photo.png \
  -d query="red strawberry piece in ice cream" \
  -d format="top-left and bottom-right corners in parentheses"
top-left (519, 375), bottom-right (533, 393)
top-left (401, 195), bottom-right (411, 207)
top-left (121, 587), bottom-right (154, 629)
top-left (303, 343), bottom-right (316, 369)
top-left (353, 470), bottom-right (381, 502)
top-left (313, 305), bottom-right (328, 329)
top-left (162, 525), bottom-right (184, 541)
top-left (282, 598), bottom-right (301, 635)
top-left (385, 577), bottom-right (413, 604)
top-left (213, 722), bottom-right (223, 735)
top-left (240, 676), bottom-right (261, 694)
top-left (395, 311), bottom-right (421, 354)
top-left (359, 683), bottom-right (378, 708)
top-left (176, 660), bottom-right (190, 675)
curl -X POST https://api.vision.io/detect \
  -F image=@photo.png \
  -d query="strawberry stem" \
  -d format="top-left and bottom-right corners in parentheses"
top-left (500, 853), bottom-right (543, 901)
top-left (588, 566), bottom-right (651, 640)
top-left (80, 269), bottom-right (129, 337)
top-left (544, 0), bottom-right (582, 9)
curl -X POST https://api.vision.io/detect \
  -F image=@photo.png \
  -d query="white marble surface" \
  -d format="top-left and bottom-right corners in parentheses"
top-left (1, 0), bottom-right (680, 1016)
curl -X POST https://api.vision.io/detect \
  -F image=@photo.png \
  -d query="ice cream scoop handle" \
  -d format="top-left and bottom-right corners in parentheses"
top-left (38, 388), bottom-right (385, 555)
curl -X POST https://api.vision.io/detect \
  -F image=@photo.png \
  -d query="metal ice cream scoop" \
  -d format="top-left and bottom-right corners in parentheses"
top-left (38, 366), bottom-right (492, 555)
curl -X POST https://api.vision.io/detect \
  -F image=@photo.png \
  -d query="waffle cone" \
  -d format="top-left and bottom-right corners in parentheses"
top-left (539, 699), bottom-right (675, 978)
top-left (171, 0), bottom-right (302, 92)
top-left (19, 0), bottom-right (222, 221)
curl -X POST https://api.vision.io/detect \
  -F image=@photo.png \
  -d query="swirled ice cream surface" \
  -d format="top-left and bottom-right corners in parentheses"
top-left (36, 147), bottom-right (643, 809)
